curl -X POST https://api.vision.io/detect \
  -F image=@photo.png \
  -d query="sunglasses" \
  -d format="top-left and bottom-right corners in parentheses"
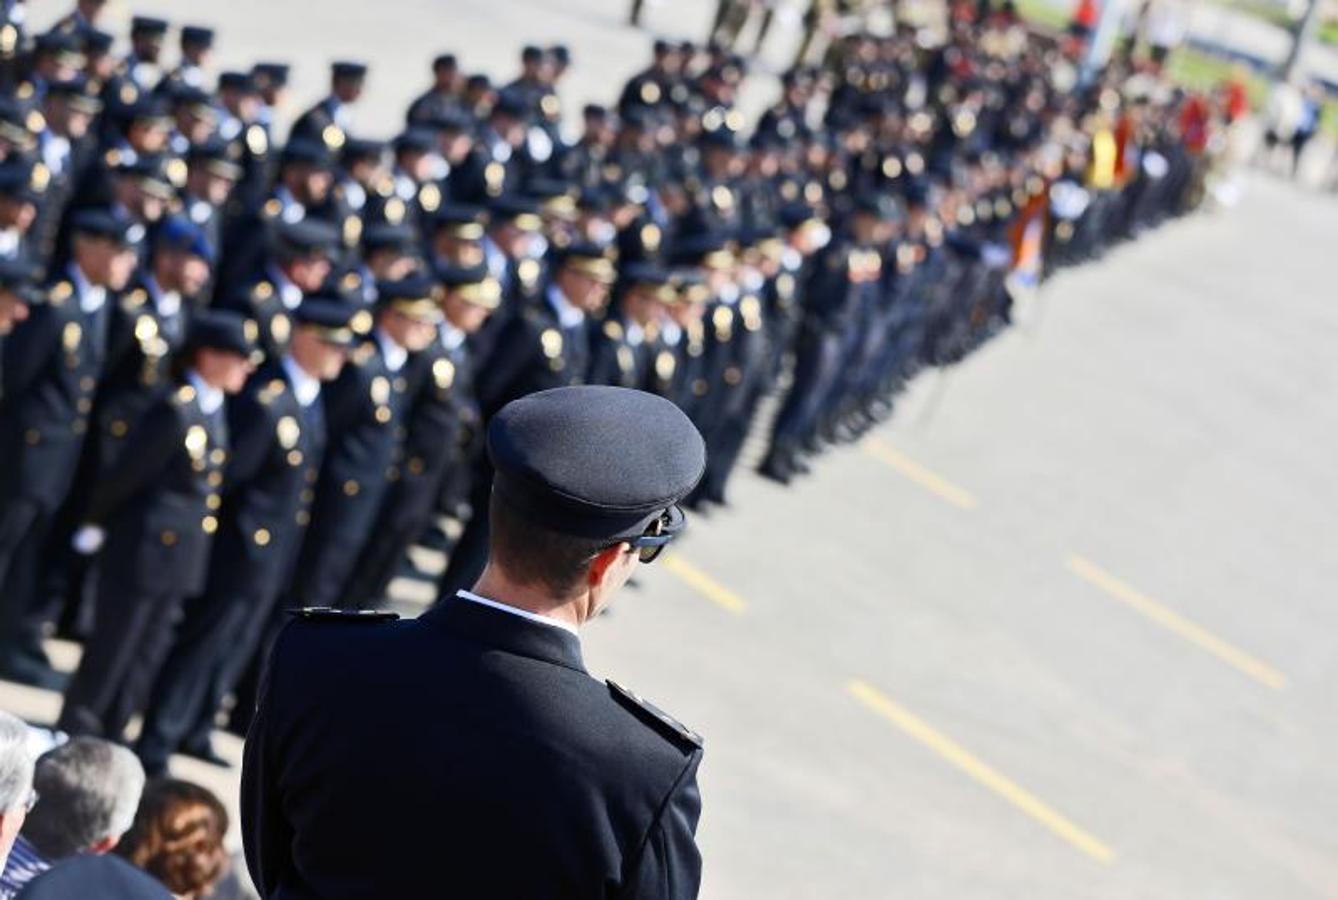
top-left (622, 506), bottom-right (685, 564)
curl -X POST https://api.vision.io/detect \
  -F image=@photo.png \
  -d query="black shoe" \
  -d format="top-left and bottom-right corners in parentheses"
top-left (0, 653), bottom-right (69, 691)
top-left (757, 456), bottom-right (792, 485)
top-left (177, 741), bottom-right (231, 768)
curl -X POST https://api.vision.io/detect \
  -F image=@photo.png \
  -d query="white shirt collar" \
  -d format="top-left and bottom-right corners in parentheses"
top-left (546, 283), bottom-right (585, 330)
top-left (439, 321), bottom-right (466, 351)
top-left (660, 320), bottom-right (682, 345)
top-left (268, 264), bottom-right (304, 310)
top-left (186, 369), bottom-right (224, 415)
top-left (625, 321), bottom-right (644, 347)
top-left (455, 589), bottom-right (579, 636)
top-left (69, 263), bottom-right (106, 314)
top-left (281, 354), bottom-right (322, 407)
top-left (375, 327), bottom-right (408, 372)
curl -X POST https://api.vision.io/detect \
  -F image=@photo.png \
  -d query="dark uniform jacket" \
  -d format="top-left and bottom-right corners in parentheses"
top-left (0, 271), bottom-right (110, 509)
top-left (84, 379), bottom-right (228, 599)
top-left (474, 287), bottom-right (588, 420)
top-left (242, 597), bottom-right (703, 899)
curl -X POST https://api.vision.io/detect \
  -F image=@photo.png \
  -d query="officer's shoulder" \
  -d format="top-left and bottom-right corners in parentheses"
top-left (289, 607), bottom-right (401, 624)
top-left (605, 679), bottom-right (702, 755)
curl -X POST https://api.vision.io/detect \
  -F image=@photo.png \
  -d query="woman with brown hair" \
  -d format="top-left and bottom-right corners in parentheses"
top-left (115, 778), bottom-right (230, 899)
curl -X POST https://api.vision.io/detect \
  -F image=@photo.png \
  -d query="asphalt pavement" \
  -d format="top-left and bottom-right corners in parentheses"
top-left (7, 2), bottom-right (1338, 898)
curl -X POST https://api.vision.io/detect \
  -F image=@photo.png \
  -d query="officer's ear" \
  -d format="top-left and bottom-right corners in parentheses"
top-left (587, 542), bottom-right (633, 590)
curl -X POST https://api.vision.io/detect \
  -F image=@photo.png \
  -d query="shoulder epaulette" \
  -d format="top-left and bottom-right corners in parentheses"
top-left (607, 680), bottom-right (702, 751)
top-left (291, 607), bottom-right (399, 622)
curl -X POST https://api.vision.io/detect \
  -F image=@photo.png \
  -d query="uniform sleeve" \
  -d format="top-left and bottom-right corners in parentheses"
top-left (1, 301), bottom-right (59, 401)
top-left (474, 316), bottom-right (542, 418)
top-left (241, 623), bottom-right (297, 897)
top-left (224, 394), bottom-right (276, 492)
top-left (622, 750), bottom-right (704, 900)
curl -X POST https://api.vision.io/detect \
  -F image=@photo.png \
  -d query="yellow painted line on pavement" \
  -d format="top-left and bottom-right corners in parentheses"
top-left (1067, 555), bottom-right (1287, 690)
top-left (662, 555), bottom-right (747, 615)
top-left (848, 679), bottom-right (1116, 864)
top-left (862, 438), bottom-right (978, 510)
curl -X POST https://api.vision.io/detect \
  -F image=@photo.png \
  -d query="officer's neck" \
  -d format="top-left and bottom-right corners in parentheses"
top-left (472, 564), bottom-right (590, 632)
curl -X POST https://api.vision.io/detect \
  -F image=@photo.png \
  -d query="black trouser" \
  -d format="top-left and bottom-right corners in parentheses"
top-left (136, 582), bottom-right (270, 771)
top-left (59, 563), bottom-right (182, 741)
top-left (0, 499), bottom-right (57, 668)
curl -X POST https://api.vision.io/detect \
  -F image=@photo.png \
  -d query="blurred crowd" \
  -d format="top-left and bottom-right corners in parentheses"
top-left (0, 0), bottom-right (1235, 830)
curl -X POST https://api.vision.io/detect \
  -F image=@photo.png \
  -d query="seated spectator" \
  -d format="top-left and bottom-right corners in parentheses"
top-left (13, 854), bottom-right (170, 899)
top-left (0, 738), bottom-right (145, 897)
top-left (114, 780), bottom-right (229, 900)
top-left (0, 713), bottom-right (34, 876)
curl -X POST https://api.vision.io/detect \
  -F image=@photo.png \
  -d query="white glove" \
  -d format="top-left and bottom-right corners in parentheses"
top-left (72, 525), bottom-right (106, 556)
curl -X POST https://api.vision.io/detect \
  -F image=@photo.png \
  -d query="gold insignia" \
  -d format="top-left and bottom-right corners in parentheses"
top-left (176, 384), bottom-right (197, 404)
top-left (50, 281), bottom-right (73, 305)
top-left (484, 162), bottom-right (505, 194)
top-left (271, 313), bottom-right (291, 344)
top-left (882, 156), bottom-right (902, 179)
top-left (540, 328), bottom-right (563, 359)
top-left (287, 450), bottom-right (304, 466)
top-left (418, 182), bottom-right (441, 213)
top-left (202, 515), bottom-right (218, 534)
top-left (655, 350), bottom-right (676, 381)
top-left (740, 295), bottom-right (762, 331)
top-left (374, 405), bottom-right (392, 423)
top-left (134, 314), bottom-right (158, 342)
top-left (120, 82), bottom-right (138, 105)
top-left (517, 258), bottom-right (540, 287)
top-left (540, 94), bottom-right (560, 118)
top-left (185, 424), bottom-right (208, 458)
top-left (350, 309), bottom-right (373, 335)
top-left (29, 162), bottom-right (49, 193)
top-left (603, 319), bottom-right (623, 341)
top-left (243, 318), bottom-right (259, 343)
top-left (342, 479), bottom-right (360, 496)
top-left (602, 163), bottom-right (622, 183)
top-left (254, 528), bottom-right (271, 546)
top-left (161, 530), bottom-right (178, 546)
top-left (262, 198), bottom-right (282, 219)
top-left (432, 357), bottom-right (455, 389)
top-left (322, 124), bottom-right (346, 150)
top-left (103, 148), bottom-right (121, 168)
top-left (384, 197), bottom-right (405, 224)
top-left (206, 494), bottom-right (221, 509)
top-left (122, 288), bottom-right (147, 310)
top-left (276, 415), bottom-right (301, 449)
top-left (723, 365), bottom-right (742, 385)
top-left (343, 215), bottom-right (362, 247)
top-left (781, 181), bottom-right (799, 201)
top-left (617, 345), bottom-right (635, 373)
top-left (370, 375), bottom-right (390, 405)
top-left (252, 281), bottom-right (274, 301)
top-left (640, 82), bottom-right (661, 104)
top-left (710, 184), bottom-right (733, 211)
top-left (109, 419), bottom-right (128, 437)
top-left (62, 321), bottom-right (82, 351)
top-left (165, 158), bottom-right (187, 187)
top-left (640, 223), bottom-right (661, 252)
top-left (246, 124), bottom-right (269, 156)
top-left (712, 305), bottom-right (733, 338)
top-left (341, 271), bottom-right (362, 292)
top-left (995, 198), bottom-right (1012, 219)
top-left (209, 448), bottom-right (227, 465)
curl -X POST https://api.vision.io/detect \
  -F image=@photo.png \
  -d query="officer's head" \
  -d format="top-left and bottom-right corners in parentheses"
top-left (186, 140), bottom-right (241, 206)
top-left (43, 77), bottom-right (102, 141)
top-left (487, 196), bottom-right (543, 259)
top-left (482, 387), bottom-right (705, 621)
top-left (274, 220), bottom-right (339, 292)
top-left (664, 271), bottom-right (710, 327)
top-left (179, 26), bottom-right (214, 66)
top-left (437, 264), bottom-right (499, 334)
top-left (431, 54), bottom-right (459, 90)
top-left (129, 16), bottom-right (168, 64)
top-left (362, 224), bottom-right (419, 282)
top-left (292, 295), bottom-right (360, 381)
top-left (375, 275), bottom-right (443, 353)
top-left (429, 204), bottom-right (486, 267)
top-left (70, 210), bottom-right (137, 291)
top-left (331, 61), bottom-right (368, 104)
top-left (152, 216), bottom-right (214, 298)
top-left (0, 159), bottom-right (45, 232)
top-left (183, 310), bottom-right (260, 395)
top-left (619, 263), bottom-right (673, 327)
top-left (553, 243), bottom-right (616, 313)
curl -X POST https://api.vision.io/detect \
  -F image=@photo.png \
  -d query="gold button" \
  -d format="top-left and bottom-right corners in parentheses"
top-left (191, 459), bottom-right (206, 472)
top-left (205, 494), bottom-right (221, 510)
top-left (342, 480), bottom-right (359, 497)
top-left (207, 471), bottom-right (223, 486)
top-left (407, 457), bottom-right (424, 475)
top-left (24, 429), bottom-right (39, 445)
top-left (300, 489), bottom-right (314, 503)
top-left (254, 528), bottom-right (271, 546)
top-left (161, 530), bottom-right (178, 546)
top-left (79, 375), bottom-right (96, 391)
top-left (209, 448), bottom-right (227, 465)
top-left (374, 406), bottom-right (392, 424)
top-left (202, 515), bottom-right (218, 534)
top-left (305, 469), bottom-right (318, 483)
top-left (109, 419), bottom-right (128, 437)
top-left (295, 510), bottom-right (310, 525)
top-left (286, 449), bottom-right (303, 466)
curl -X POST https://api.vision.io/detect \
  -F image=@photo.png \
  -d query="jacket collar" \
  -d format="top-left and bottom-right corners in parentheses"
top-left (419, 595), bottom-right (587, 674)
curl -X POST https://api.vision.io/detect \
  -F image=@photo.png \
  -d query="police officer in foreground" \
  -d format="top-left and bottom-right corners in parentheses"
top-left (243, 385), bottom-right (706, 899)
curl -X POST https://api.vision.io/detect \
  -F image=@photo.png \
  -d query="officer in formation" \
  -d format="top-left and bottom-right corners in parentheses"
top-left (0, 6), bottom-right (1217, 786)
